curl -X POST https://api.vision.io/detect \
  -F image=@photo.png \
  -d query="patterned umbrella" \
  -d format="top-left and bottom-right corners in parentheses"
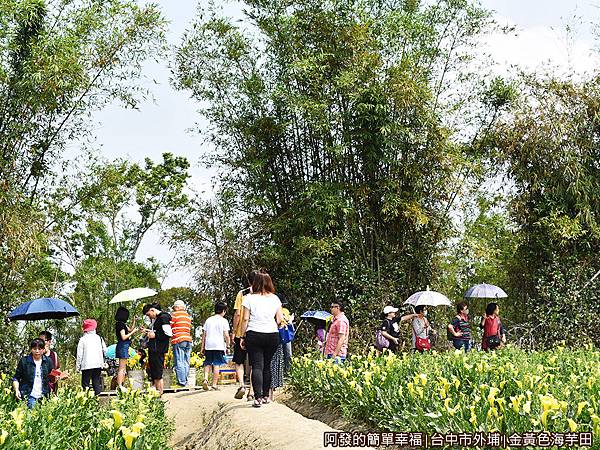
top-left (300, 310), bottom-right (332, 326)
top-left (404, 290), bottom-right (452, 307)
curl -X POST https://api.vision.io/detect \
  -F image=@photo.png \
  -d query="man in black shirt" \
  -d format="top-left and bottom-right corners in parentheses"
top-left (142, 303), bottom-right (173, 394)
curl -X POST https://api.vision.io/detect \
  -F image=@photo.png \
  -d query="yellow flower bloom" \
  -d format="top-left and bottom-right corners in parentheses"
top-left (131, 422), bottom-right (146, 434)
top-left (567, 418), bottom-right (577, 432)
top-left (576, 401), bottom-right (588, 417)
top-left (121, 427), bottom-right (140, 450)
top-left (539, 395), bottom-right (559, 412)
top-left (487, 387), bottom-right (499, 407)
top-left (10, 409), bottom-right (24, 432)
top-left (510, 396), bottom-right (521, 414)
top-left (523, 401), bottom-right (531, 414)
top-left (0, 429), bottom-right (8, 445)
top-left (111, 410), bottom-right (123, 429)
top-left (540, 410), bottom-right (552, 428)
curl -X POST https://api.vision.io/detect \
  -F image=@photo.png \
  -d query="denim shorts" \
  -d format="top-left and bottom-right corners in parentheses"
top-left (203, 350), bottom-right (226, 366)
top-left (116, 340), bottom-right (130, 359)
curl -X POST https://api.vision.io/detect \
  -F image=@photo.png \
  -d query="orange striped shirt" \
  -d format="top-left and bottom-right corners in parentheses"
top-left (170, 310), bottom-right (192, 344)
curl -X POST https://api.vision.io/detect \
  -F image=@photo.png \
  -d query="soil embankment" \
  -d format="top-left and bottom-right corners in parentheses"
top-left (166, 385), bottom-right (372, 450)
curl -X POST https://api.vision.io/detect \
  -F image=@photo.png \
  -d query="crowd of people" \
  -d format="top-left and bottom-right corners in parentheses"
top-left (11, 269), bottom-right (300, 409)
top-left (377, 301), bottom-right (506, 353)
top-left (12, 300), bottom-right (193, 407)
top-left (11, 268), bottom-right (505, 409)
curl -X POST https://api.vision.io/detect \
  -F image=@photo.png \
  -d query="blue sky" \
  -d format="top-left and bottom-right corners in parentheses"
top-left (84, 1), bottom-right (599, 289)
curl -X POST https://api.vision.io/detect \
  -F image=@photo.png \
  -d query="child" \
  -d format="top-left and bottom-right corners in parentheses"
top-left (13, 338), bottom-right (53, 408)
top-left (201, 302), bottom-right (230, 390)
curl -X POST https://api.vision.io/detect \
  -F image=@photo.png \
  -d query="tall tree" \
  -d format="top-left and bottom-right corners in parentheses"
top-left (174, 0), bottom-right (502, 333)
top-left (0, 0), bottom-right (166, 366)
top-left (47, 153), bottom-right (190, 343)
top-left (489, 75), bottom-right (600, 346)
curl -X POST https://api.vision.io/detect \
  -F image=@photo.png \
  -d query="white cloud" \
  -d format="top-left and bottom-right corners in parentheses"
top-left (482, 15), bottom-right (598, 77)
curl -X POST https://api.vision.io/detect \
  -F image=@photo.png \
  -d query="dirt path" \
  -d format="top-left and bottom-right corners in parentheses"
top-left (165, 385), bottom-right (371, 450)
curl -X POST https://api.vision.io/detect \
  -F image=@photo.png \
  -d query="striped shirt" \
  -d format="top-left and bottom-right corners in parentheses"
top-left (170, 310), bottom-right (192, 344)
top-left (451, 315), bottom-right (471, 341)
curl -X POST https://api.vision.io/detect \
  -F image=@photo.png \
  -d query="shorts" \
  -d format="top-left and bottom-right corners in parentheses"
top-left (116, 340), bottom-right (130, 359)
top-left (148, 350), bottom-right (165, 380)
top-left (232, 337), bottom-right (246, 365)
top-left (203, 350), bottom-right (226, 366)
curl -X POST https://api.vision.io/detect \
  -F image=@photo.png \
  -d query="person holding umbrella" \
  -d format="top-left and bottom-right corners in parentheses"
top-left (115, 306), bottom-right (138, 387)
top-left (13, 338), bottom-right (53, 408)
top-left (408, 305), bottom-right (437, 352)
top-left (39, 330), bottom-right (69, 392)
top-left (480, 302), bottom-right (506, 351)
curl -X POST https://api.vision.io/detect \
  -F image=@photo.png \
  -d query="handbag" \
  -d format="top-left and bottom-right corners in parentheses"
top-left (487, 334), bottom-right (501, 349)
top-left (412, 319), bottom-right (431, 351)
top-left (375, 330), bottom-right (390, 351)
top-left (279, 323), bottom-right (295, 344)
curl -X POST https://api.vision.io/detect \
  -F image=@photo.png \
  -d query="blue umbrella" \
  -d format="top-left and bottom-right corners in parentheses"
top-left (8, 298), bottom-right (79, 321)
top-left (105, 344), bottom-right (137, 360)
top-left (300, 310), bottom-right (332, 326)
top-left (464, 283), bottom-right (507, 299)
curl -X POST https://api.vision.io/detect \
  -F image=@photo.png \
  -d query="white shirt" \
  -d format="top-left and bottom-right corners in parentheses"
top-left (30, 359), bottom-right (43, 399)
top-left (76, 331), bottom-right (107, 371)
top-left (203, 315), bottom-right (230, 351)
top-left (242, 293), bottom-right (281, 333)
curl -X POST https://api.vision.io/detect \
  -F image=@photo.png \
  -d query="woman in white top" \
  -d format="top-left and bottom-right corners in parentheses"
top-left (76, 319), bottom-right (107, 395)
top-left (240, 271), bottom-right (284, 408)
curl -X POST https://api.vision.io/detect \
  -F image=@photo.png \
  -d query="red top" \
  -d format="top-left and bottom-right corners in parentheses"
top-left (482, 316), bottom-right (501, 350)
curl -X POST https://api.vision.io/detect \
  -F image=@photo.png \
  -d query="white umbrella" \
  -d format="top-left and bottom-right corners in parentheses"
top-left (404, 290), bottom-right (452, 307)
top-left (109, 288), bottom-right (157, 304)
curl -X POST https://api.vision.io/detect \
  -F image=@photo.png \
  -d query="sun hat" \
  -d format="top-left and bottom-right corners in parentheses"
top-left (82, 319), bottom-right (97, 332)
top-left (383, 306), bottom-right (399, 314)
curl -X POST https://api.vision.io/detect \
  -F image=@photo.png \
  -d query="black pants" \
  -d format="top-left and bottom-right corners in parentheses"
top-left (245, 331), bottom-right (279, 398)
top-left (81, 367), bottom-right (103, 395)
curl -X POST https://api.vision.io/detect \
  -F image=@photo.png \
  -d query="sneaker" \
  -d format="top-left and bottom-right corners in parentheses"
top-left (246, 394), bottom-right (254, 402)
top-left (202, 379), bottom-right (209, 391)
top-left (260, 397), bottom-right (271, 404)
top-left (234, 386), bottom-right (246, 399)
top-left (210, 386), bottom-right (220, 391)
top-left (252, 398), bottom-right (261, 408)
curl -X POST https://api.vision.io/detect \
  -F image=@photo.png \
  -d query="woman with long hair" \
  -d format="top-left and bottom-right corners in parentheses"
top-left (115, 306), bottom-right (138, 387)
top-left (240, 271), bottom-right (284, 408)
